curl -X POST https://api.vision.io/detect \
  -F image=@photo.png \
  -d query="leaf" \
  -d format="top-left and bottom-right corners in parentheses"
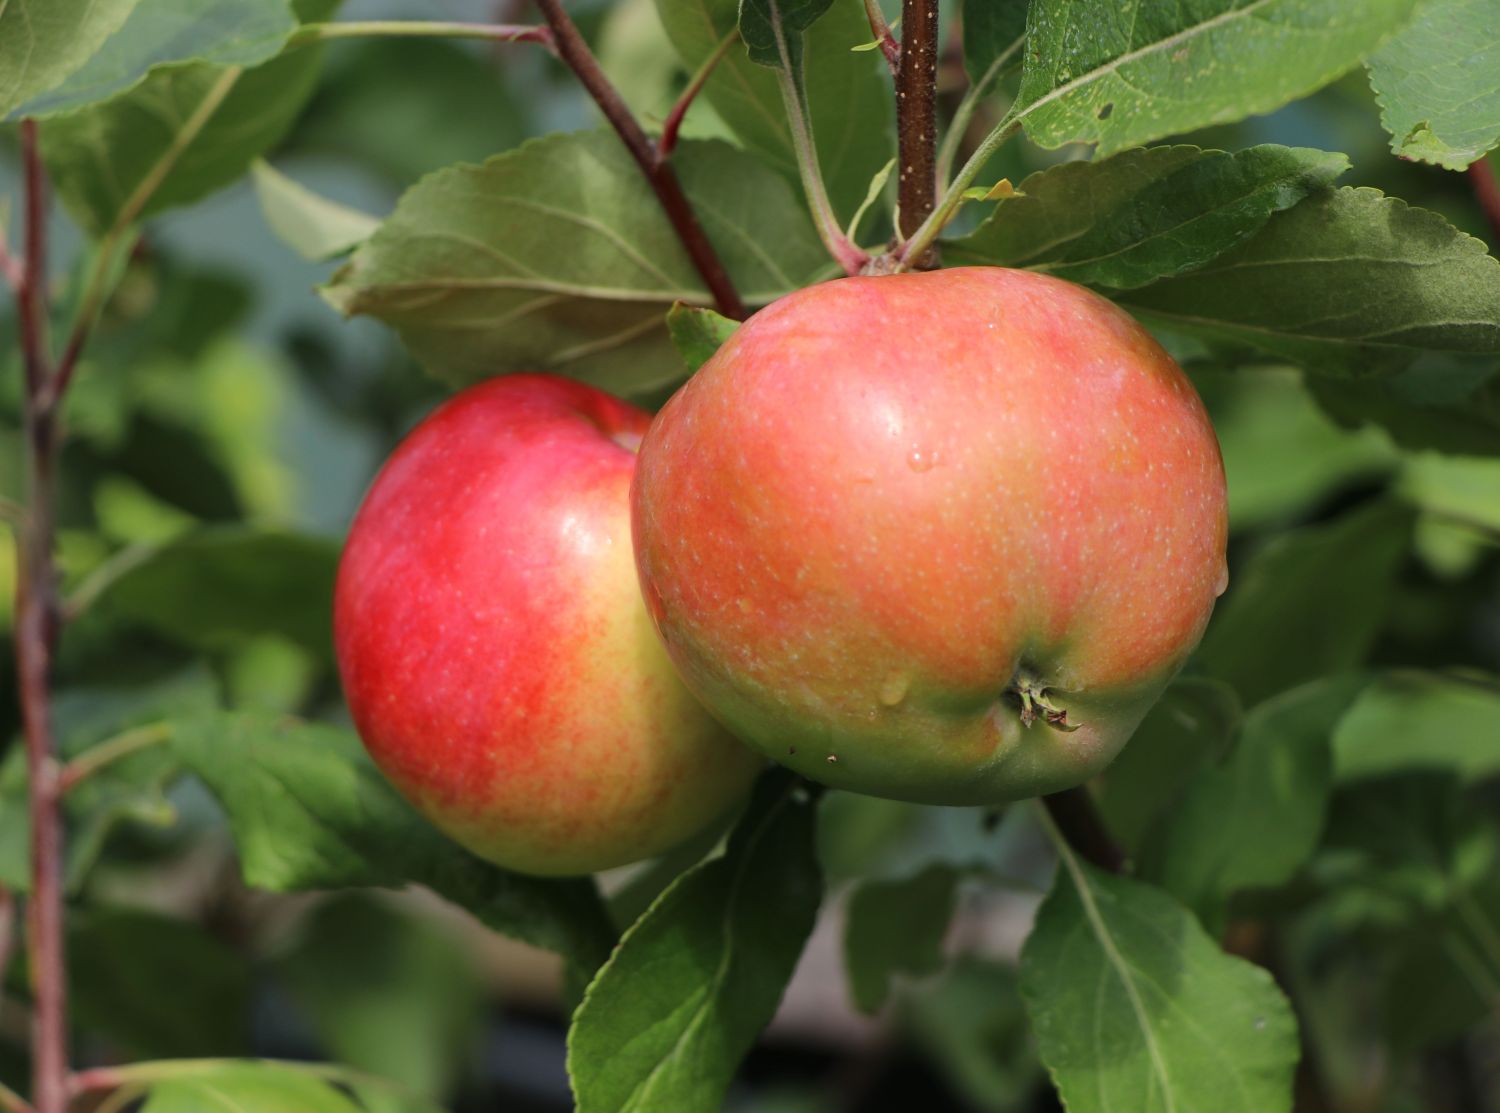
top-left (1013, 0), bottom-right (1419, 155)
top-left (1020, 850), bottom-right (1299, 1113)
top-left (322, 131), bottom-right (825, 397)
top-left (654, 0), bottom-right (893, 224)
top-left (93, 527), bottom-right (339, 660)
top-left (1400, 452), bottom-right (1500, 531)
top-left (666, 303), bottom-right (740, 372)
top-left (252, 160), bottom-right (380, 261)
top-left (1093, 677), bottom-right (1241, 857)
top-left (961, 0), bottom-right (1028, 85)
top-left (1120, 188), bottom-right (1500, 376)
top-left (141, 1063), bottom-right (365, 1113)
top-left (70, 908), bottom-right (252, 1059)
top-left (172, 710), bottom-right (617, 983)
top-left (0, 0), bottom-right (138, 119)
top-left (844, 865), bottom-right (960, 1014)
top-left (567, 772), bottom-right (821, 1113)
top-left (1308, 354), bottom-right (1500, 456)
top-left (1196, 502), bottom-right (1412, 706)
top-left (1147, 675), bottom-right (1368, 931)
top-left (946, 145), bottom-right (1349, 290)
top-left (41, 10), bottom-right (330, 235)
top-left (1333, 671), bottom-right (1500, 784)
top-left (738, 0), bottom-right (836, 71)
top-left (1367, 0), bottom-right (1500, 169)
top-left (275, 894), bottom-right (483, 1099)
top-left (12, 0), bottom-right (298, 119)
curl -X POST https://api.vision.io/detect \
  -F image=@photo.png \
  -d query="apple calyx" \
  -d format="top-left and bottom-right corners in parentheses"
top-left (1011, 670), bottom-right (1081, 733)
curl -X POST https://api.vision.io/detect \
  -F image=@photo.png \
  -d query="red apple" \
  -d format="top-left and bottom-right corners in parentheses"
top-left (335, 374), bottom-right (763, 875)
top-left (631, 268), bottom-right (1228, 805)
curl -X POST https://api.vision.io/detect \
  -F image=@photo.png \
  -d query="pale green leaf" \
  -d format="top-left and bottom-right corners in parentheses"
top-left (1121, 188), bottom-right (1500, 376)
top-left (13, 0), bottom-right (297, 119)
top-left (1021, 852), bottom-right (1299, 1113)
top-left (1014, 0), bottom-right (1418, 155)
top-left (666, 303), bottom-right (740, 372)
top-left (845, 865), bottom-right (960, 1014)
top-left (140, 1064), bottom-right (363, 1113)
top-left (322, 131), bottom-right (826, 397)
top-left (947, 144), bottom-right (1348, 289)
top-left (567, 773), bottom-right (821, 1113)
top-left (1399, 452), bottom-right (1500, 531)
top-left (1333, 670), bottom-right (1500, 783)
top-left (252, 160), bottom-right (380, 261)
top-left (0, 0), bottom-right (139, 119)
top-left (1368, 0), bottom-right (1500, 169)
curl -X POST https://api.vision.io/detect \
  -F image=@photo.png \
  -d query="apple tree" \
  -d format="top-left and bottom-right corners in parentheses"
top-left (1, 0), bottom-right (1499, 1111)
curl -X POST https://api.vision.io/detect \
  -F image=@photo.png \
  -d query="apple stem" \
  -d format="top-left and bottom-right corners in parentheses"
top-left (894, 0), bottom-right (940, 265)
top-left (1040, 788), bottom-right (1126, 875)
top-left (12, 119), bottom-right (71, 1113)
top-left (534, 0), bottom-right (748, 320)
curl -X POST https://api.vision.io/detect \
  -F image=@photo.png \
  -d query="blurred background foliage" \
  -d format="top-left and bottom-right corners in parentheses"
top-left (0, 0), bottom-right (1498, 1110)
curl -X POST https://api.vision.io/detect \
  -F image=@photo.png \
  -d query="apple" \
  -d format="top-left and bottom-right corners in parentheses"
top-left (631, 267), bottom-right (1228, 805)
top-left (335, 374), bottom-right (763, 876)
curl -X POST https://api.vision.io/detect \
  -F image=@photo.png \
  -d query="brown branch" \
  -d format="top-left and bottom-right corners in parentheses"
top-left (894, 0), bottom-right (938, 264)
top-left (534, 0), bottom-right (746, 320)
top-left (862, 0), bottom-right (900, 74)
top-left (0, 886), bottom-right (14, 1013)
top-left (1042, 787), bottom-right (1125, 874)
top-left (11, 122), bottom-right (68, 1113)
top-left (658, 29), bottom-right (737, 162)
top-left (1470, 157), bottom-right (1500, 251)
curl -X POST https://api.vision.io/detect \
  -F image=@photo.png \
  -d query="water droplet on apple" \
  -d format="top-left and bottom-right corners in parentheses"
top-left (879, 672), bottom-right (910, 706)
top-left (908, 448), bottom-right (937, 472)
top-left (1214, 561), bottom-right (1229, 597)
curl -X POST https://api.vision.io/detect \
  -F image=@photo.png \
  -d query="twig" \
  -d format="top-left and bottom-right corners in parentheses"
top-left (59, 540), bottom-right (157, 622)
top-left (657, 29), bottom-right (738, 161)
top-left (289, 20), bottom-right (556, 51)
top-left (862, 0), bottom-right (900, 73)
top-left (1471, 157), bottom-right (1500, 251)
top-left (894, 0), bottom-right (939, 263)
top-left (12, 123), bottom-right (68, 1113)
top-left (1041, 787), bottom-right (1125, 874)
top-left (897, 114), bottom-right (1021, 268)
top-left (0, 240), bottom-right (20, 297)
top-left (58, 722), bottom-right (174, 795)
top-left (534, 0), bottom-right (746, 320)
top-left (0, 886), bottom-right (14, 1014)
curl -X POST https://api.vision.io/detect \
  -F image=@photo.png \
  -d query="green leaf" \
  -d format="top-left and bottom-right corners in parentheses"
top-left (655, 0), bottom-right (893, 224)
top-left (844, 865), bottom-right (960, 1014)
top-left (1093, 677), bottom-right (1241, 857)
top-left (567, 772), bottom-right (821, 1113)
top-left (172, 710), bottom-right (617, 983)
top-left (1308, 355), bottom-right (1500, 456)
top-left (93, 527), bottom-right (339, 660)
top-left (738, 0), bottom-right (836, 71)
top-left (961, 0), bottom-right (1028, 85)
top-left (1121, 188), bottom-right (1500, 376)
top-left (71, 908), bottom-right (251, 1059)
top-left (1147, 676), bottom-right (1368, 931)
top-left (947, 145), bottom-right (1348, 290)
top-left (1400, 452), bottom-right (1500, 531)
top-left (666, 303), bottom-right (740, 372)
top-left (323, 131), bottom-right (825, 397)
top-left (1368, 0), bottom-right (1500, 169)
top-left (1333, 671), bottom-right (1500, 784)
top-left (1020, 851), bottom-right (1299, 1113)
top-left (275, 894), bottom-right (482, 1099)
top-left (13, 0), bottom-right (298, 119)
top-left (0, 0), bottom-right (139, 119)
top-left (1196, 502), bottom-right (1413, 706)
top-left (41, 17), bottom-right (329, 235)
top-left (141, 1063), bottom-right (365, 1113)
top-left (252, 160), bottom-right (380, 261)
top-left (1013, 0), bottom-right (1418, 155)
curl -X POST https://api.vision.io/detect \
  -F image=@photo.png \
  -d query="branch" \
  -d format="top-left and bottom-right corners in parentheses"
top-left (894, 0), bottom-right (938, 263)
top-left (1041, 787), bottom-right (1125, 874)
top-left (0, 885), bottom-right (14, 1014)
top-left (862, 0), bottom-right (900, 73)
top-left (534, 0), bottom-right (746, 320)
top-left (289, 20), bottom-right (556, 51)
top-left (658, 29), bottom-right (738, 161)
top-left (1470, 156), bottom-right (1500, 251)
top-left (12, 123), bottom-right (69, 1113)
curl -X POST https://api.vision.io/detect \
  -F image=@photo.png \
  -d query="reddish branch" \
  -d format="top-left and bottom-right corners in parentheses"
top-left (533, 0), bottom-right (746, 320)
top-left (658, 30), bottom-right (737, 162)
top-left (1043, 787), bottom-right (1125, 874)
top-left (1470, 157), bottom-right (1500, 251)
top-left (894, 0), bottom-right (938, 261)
top-left (862, 0), bottom-right (900, 73)
top-left (11, 123), bottom-right (69, 1113)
